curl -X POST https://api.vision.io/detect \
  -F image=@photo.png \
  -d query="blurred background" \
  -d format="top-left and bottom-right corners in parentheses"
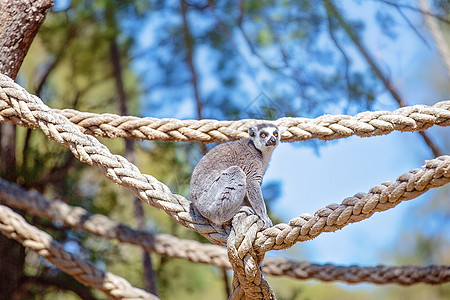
top-left (7, 0), bottom-right (450, 299)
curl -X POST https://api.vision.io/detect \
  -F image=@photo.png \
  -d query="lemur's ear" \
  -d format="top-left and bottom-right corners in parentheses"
top-left (248, 126), bottom-right (257, 137)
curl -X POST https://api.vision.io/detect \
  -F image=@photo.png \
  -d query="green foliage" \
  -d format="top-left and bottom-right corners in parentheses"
top-left (156, 259), bottom-right (225, 300)
top-left (269, 276), bottom-right (372, 300)
top-left (435, 0), bottom-right (450, 15)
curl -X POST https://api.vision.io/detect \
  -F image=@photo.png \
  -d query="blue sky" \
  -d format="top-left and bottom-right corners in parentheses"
top-left (266, 131), bottom-right (432, 265)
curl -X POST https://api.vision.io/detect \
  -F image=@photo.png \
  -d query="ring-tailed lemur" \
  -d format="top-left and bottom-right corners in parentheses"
top-left (190, 123), bottom-right (282, 229)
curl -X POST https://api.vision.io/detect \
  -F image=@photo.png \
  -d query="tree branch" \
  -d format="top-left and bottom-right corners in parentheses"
top-left (237, 0), bottom-right (281, 71)
top-left (180, 0), bottom-right (208, 155)
top-left (394, 5), bottom-right (431, 49)
top-left (323, 0), bottom-right (443, 157)
top-left (0, 0), bottom-right (54, 79)
top-left (376, 0), bottom-right (450, 25)
top-left (18, 273), bottom-right (97, 300)
top-left (419, 0), bottom-right (450, 79)
top-left (25, 152), bottom-right (75, 191)
top-left (0, 1), bottom-right (53, 299)
top-left (35, 25), bottom-right (76, 96)
top-left (326, 13), bottom-right (352, 101)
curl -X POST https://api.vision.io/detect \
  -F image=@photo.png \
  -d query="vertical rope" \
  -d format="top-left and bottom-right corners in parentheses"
top-left (227, 211), bottom-right (275, 300)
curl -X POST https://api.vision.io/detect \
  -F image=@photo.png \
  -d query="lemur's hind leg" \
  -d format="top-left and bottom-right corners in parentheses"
top-left (195, 166), bottom-right (247, 225)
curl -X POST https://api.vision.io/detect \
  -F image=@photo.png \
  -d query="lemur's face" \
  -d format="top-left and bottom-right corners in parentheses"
top-left (249, 124), bottom-right (281, 151)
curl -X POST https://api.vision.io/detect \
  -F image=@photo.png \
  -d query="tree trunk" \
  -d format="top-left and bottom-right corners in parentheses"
top-left (180, 0), bottom-right (208, 155)
top-left (0, 1), bottom-right (53, 299)
top-left (0, 0), bottom-right (53, 79)
top-left (110, 37), bottom-right (159, 296)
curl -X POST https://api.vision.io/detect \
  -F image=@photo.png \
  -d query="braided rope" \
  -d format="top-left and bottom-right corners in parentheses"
top-left (0, 204), bottom-right (158, 300)
top-left (255, 155), bottom-right (450, 252)
top-left (54, 102), bottom-right (450, 142)
top-left (0, 177), bottom-right (229, 268)
top-left (2, 177), bottom-right (449, 286)
top-left (227, 211), bottom-right (275, 300)
top-left (263, 258), bottom-right (450, 285)
top-left (0, 84), bottom-right (449, 143)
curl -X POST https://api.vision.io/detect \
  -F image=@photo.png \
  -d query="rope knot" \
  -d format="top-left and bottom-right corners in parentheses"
top-left (227, 208), bottom-right (275, 299)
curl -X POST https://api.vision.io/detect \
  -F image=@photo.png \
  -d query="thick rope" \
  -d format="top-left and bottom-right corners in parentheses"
top-left (0, 84), bottom-right (449, 143)
top-left (0, 204), bottom-right (158, 300)
top-left (263, 258), bottom-right (450, 285)
top-left (54, 102), bottom-right (450, 142)
top-left (0, 177), bottom-right (229, 268)
top-left (227, 211), bottom-right (275, 300)
top-left (256, 155), bottom-right (450, 252)
top-left (2, 177), bottom-right (449, 286)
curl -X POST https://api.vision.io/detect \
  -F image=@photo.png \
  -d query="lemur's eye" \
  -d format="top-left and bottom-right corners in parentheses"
top-left (260, 132), bottom-right (266, 138)
top-left (274, 132), bottom-right (278, 137)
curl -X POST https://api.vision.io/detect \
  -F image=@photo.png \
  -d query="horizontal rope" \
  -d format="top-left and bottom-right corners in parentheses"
top-left (1, 73), bottom-right (449, 253)
top-left (263, 258), bottom-right (450, 285)
top-left (0, 204), bottom-right (158, 300)
top-left (2, 177), bottom-right (449, 286)
top-left (55, 102), bottom-right (450, 142)
top-left (51, 101), bottom-right (450, 142)
top-left (256, 155), bottom-right (450, 251)
top-left (0, 177), bottom-right (229, 268)
top-left (0, 83), bottom-right (448, 143)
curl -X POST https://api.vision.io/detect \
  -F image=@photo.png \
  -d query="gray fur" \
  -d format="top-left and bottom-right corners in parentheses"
top-left (190, 123), bottom-right (281, 229)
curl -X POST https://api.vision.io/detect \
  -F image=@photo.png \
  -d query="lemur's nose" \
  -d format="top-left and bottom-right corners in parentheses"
top-left (266, 136), bottom-right (276, 146)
